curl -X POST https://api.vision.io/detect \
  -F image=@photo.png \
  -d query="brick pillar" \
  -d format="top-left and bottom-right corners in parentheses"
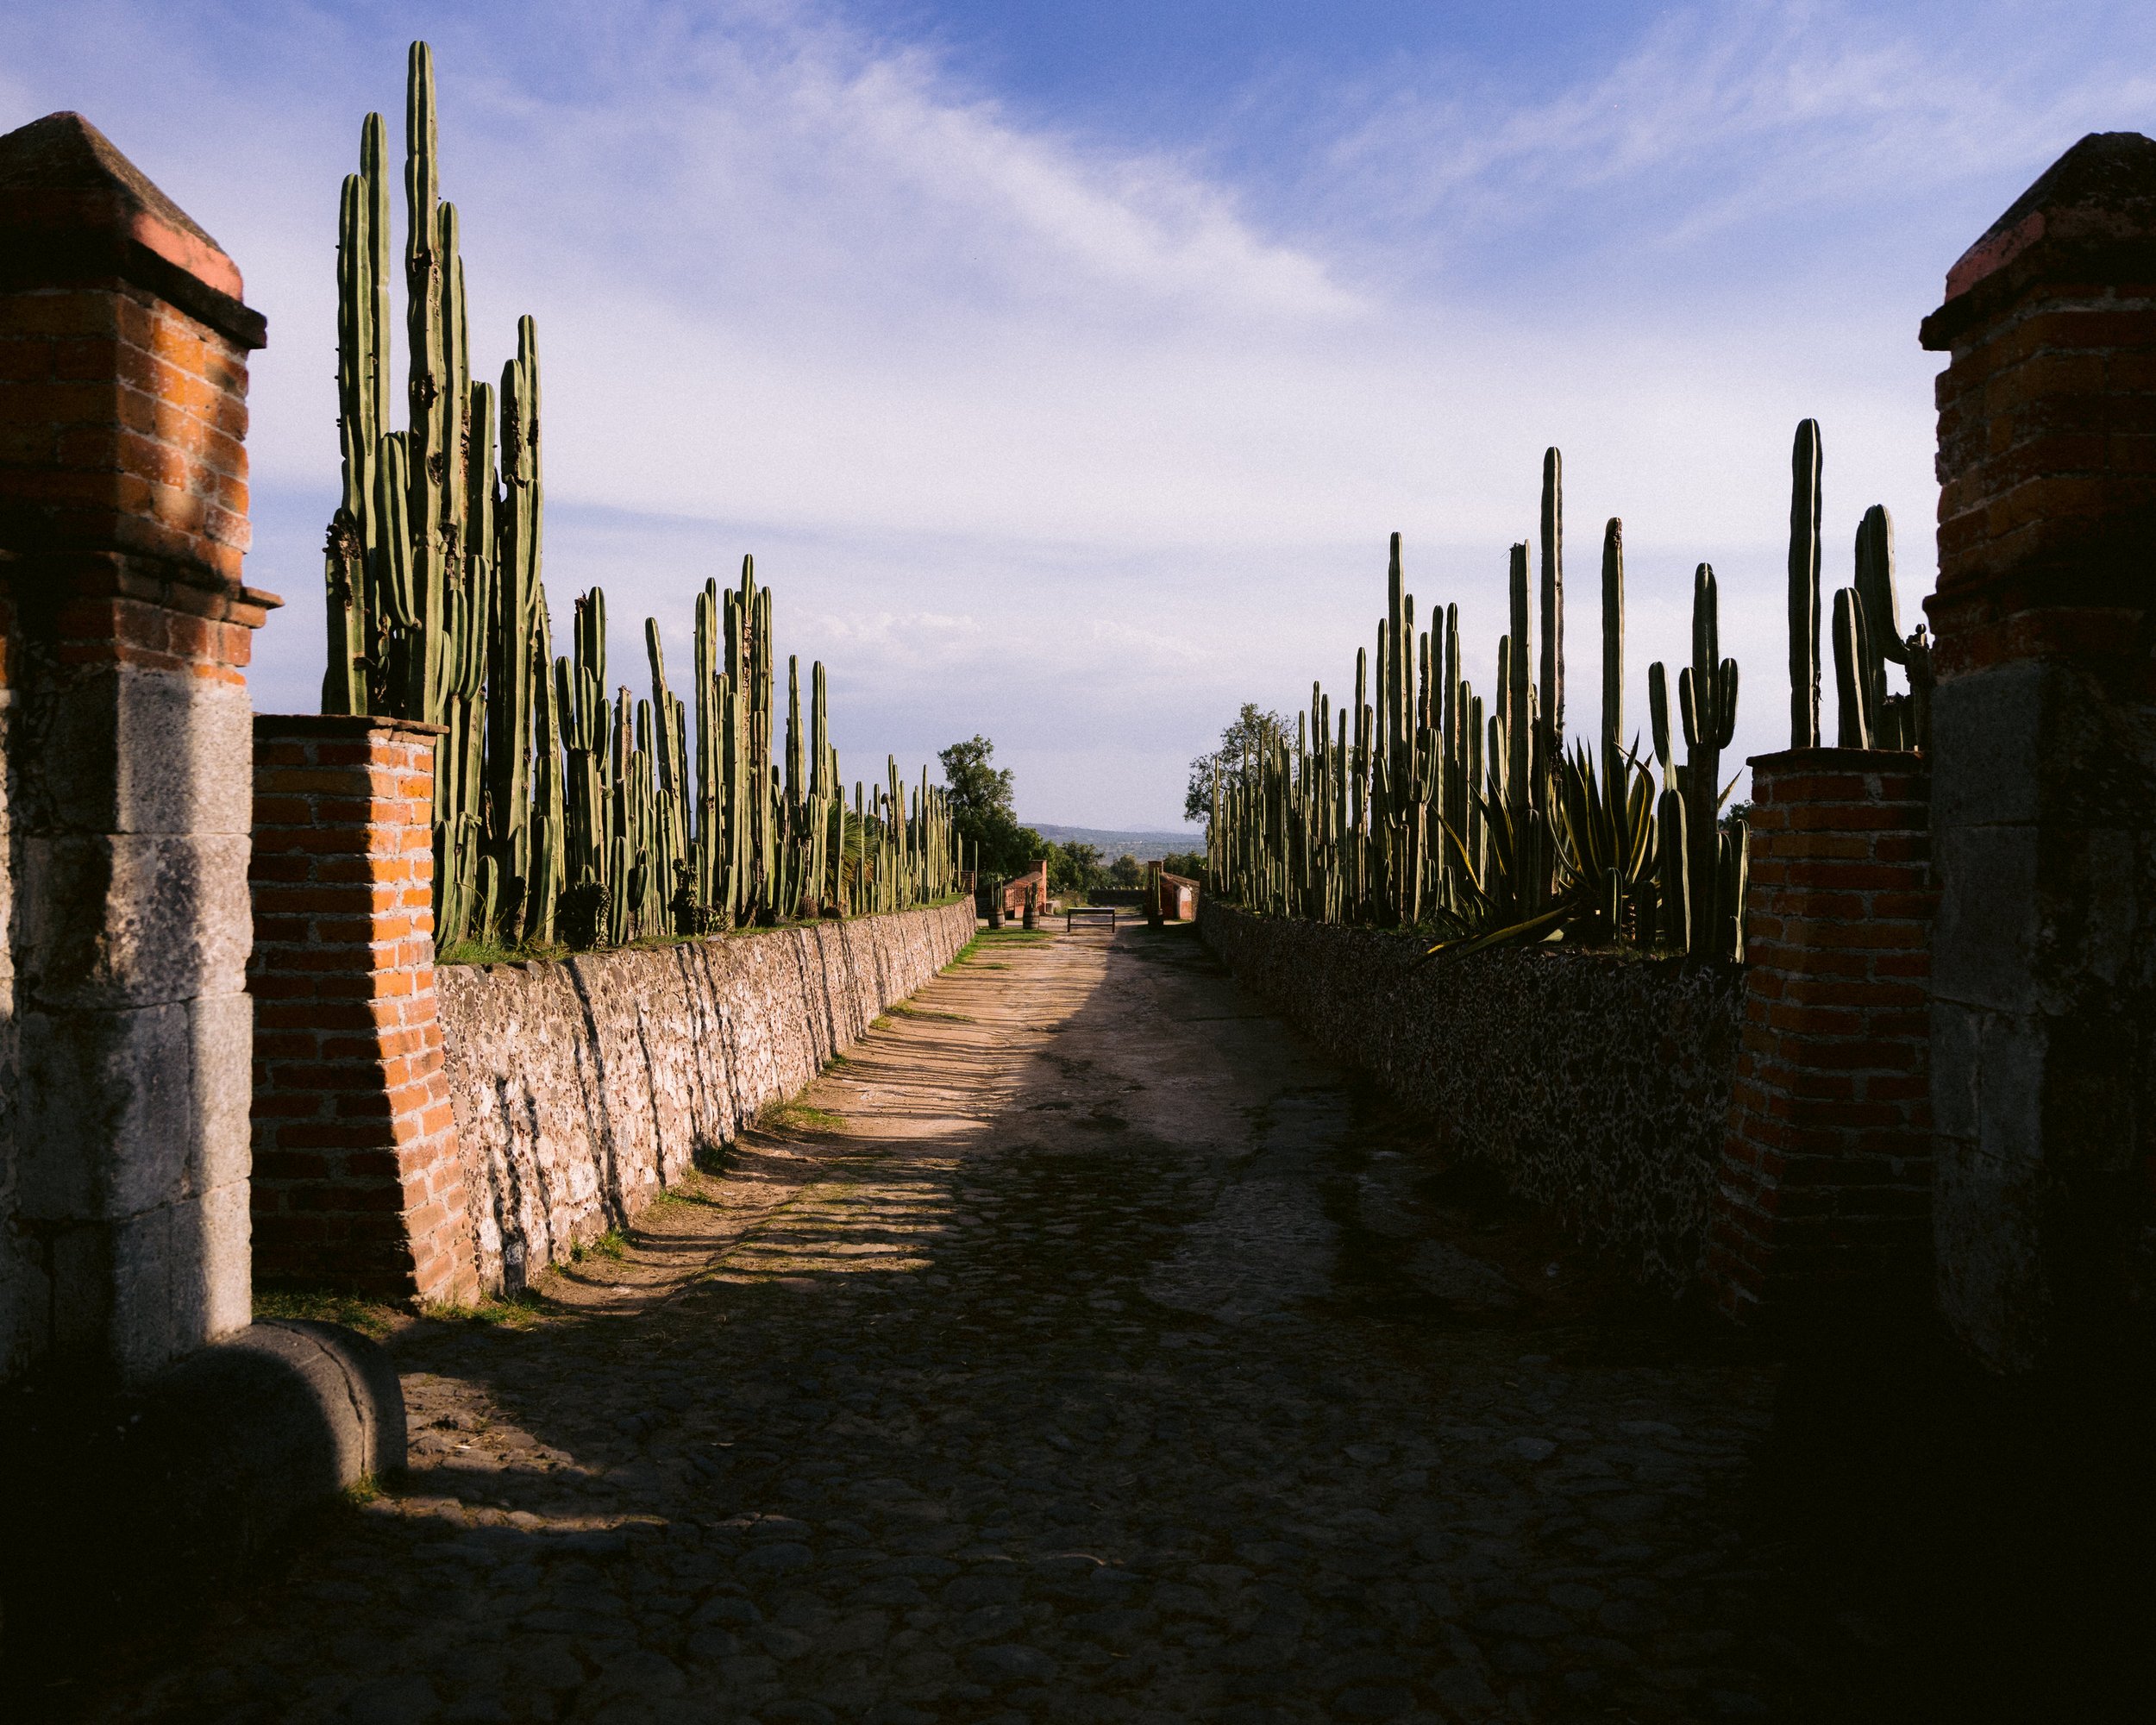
top-left (0, 113), bottom-right (279, 1383)
top-left (249, 715), bottom-right (477, 1306)
top-left (1920, 131), bottom-right (2156, 1373)
top-left (1707, 750), bottom-right (1934, 1324)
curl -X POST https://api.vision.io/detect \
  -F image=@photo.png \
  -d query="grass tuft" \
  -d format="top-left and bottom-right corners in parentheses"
top-left (435, 935), bottom-right (568, 968)
top-left (254, 1286), bottom-right (402, 1339)
top-left (417, 1288), bottom-right (550, 1327)
top-left (890, 1002), bottom-right (973, 1023)
top-left (759, 1096), bottom-right (845, 1134)
top-left (571, 1228), bottom-right (629, 1264)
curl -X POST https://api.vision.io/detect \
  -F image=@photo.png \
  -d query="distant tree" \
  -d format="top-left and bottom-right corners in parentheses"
top-left (940, 735), bottom-right (1041, 880)
top-left (1049, 841), bottom-right (1105, 895)
top-left (941, 734), bottom-right (1015, 827)
top-left (1159, 849), bottom-right (1206, 880)
top-left (1185, 704), bottom-right (1288, 825)
top-left (1108, 852), bottom-right (1145, 888)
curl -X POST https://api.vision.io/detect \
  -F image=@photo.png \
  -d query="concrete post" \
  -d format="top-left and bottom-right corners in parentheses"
top-left (1920, 131), bottom-right (2156, 1373)
top-left (0, 113), bottom-right (276, 1383)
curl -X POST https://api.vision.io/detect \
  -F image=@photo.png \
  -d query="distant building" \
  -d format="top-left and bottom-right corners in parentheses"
top-left (1157, 872), bottom-right (1199, 921)
top-left (994, 860), bottom-right (1050, 917)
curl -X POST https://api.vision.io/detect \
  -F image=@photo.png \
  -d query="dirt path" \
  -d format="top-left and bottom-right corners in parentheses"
top-left (81, 919), bottom-right (1796, 1725)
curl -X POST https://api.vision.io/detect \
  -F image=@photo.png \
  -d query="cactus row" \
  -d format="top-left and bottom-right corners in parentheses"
top-left (1206, 447), bottom-right (1747, 962)
top-left (1211, 423), bottom-right (1928, 960)
top-left (322, 44), bottom-right (963, 950)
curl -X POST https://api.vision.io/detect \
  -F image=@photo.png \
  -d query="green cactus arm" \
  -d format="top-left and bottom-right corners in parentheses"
top-left (1600, 517), bottom-right (1623, 762)
top-left (1832, 587), bottom-right (1871, 749)
top-left (1648, 662), bottom-right (1671, 773)
top-left (1539, 448), bottom-right (1564, 743)
top-left (1692, 564), bottom-right (1718, 697)
top-left (1657, 786), bottom-right (1690, 952)
top-left (1788, 418), bottom-right (1823, 749)
top-left (1855, 502), bottom-right (1905, 675)
top-left (373, 433), bottom-right (415, 629)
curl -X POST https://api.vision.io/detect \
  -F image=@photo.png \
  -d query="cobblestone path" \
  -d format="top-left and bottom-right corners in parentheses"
top-left (85, 921), bottom-right (1796, 1725)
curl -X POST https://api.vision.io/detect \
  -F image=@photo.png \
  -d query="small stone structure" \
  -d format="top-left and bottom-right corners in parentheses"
top-left (1158, 871), bottom-right (1199, 920)
top-left (1708, 749), bottom-right (1934, 1326)
top-left (1197, 900), bottom-right (1745, 1290)
top-left (1921, 132), bottom-right (2156, 1374)
top-left (997, 859), bottom-right (1049, 917)
top-left (248, 715), bottom-right (476, 1306)
top-left (436, 900), bottom-right (975, 1294)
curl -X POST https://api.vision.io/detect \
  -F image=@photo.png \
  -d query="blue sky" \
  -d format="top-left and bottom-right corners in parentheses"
top-left (6, 2), bottom-right (2153, 827)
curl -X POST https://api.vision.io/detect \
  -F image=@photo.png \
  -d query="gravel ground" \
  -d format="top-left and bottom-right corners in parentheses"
top-left (79, 919), bottom-right (1798, 1724)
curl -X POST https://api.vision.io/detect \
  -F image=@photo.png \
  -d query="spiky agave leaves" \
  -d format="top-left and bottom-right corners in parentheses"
top-left (1423, 744), bottom-right (1654, 960)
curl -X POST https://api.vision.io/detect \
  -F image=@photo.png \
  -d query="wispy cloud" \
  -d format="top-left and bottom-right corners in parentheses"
top-left (5, 0), bottom-right (2146, 822)
top-left (1304, 1), bottom-right (2156, 272)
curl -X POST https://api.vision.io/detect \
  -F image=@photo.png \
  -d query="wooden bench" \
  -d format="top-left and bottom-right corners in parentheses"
top-left (1065, 906), bottom-right (1117, 933)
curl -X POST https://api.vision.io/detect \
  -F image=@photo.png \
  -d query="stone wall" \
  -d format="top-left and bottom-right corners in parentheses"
top-left (436, 900), bottom-right (976, 1294)
top-left (1198, 901), bottom-right (1745, 1292)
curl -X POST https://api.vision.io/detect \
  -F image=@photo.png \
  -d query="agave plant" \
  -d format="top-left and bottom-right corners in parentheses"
top-left (1426, 743), bottom-right (1656, 959)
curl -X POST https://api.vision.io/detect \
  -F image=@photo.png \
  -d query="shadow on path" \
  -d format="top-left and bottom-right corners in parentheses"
top-left (72, 919), bottom-right (1825, 1725)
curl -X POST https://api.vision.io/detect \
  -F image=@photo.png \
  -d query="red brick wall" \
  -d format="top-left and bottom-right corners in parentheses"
top-left (0, 260), bottom-right (272, 687)
top-left (249, 715), bottom-right (478, 1305)
top-left (1921, 135), bottom-right (2156, 681)
top-left (0, 277), bottom-right (252, 587)
top-left (1707, 748), bottom-right (1934, 1325)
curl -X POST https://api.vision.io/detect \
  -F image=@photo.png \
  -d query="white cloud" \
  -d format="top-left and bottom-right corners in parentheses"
top-left (1309, 1), bottom-right (2156, 264)
top-left (7, 0), bottom-right (2147, 824)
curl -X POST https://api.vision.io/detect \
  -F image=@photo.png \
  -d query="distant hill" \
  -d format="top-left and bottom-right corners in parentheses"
top-left (1025, 823), bottom-right (1204, 861)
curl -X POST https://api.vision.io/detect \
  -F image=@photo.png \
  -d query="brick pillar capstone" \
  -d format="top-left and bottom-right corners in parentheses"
top-left (0, 111), bottom-right (279, 1383)
top-left (249, 715), bottom-right (478, 1305)
top-left (1920, 130), bottom-right (2156, 1373)
top-left (1708, 749), bottom-right (1934, 1325)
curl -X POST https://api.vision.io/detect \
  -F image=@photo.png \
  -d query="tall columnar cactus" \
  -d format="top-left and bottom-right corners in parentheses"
top-left (1194, 440), bottom-right (1780, 956)
top-left (1539, 448), bottom-right (1564, 748)
top-left (1788, 418), bottom-right (1823, 750)
top-left (1656, 787), bottom-right (1690, 953)
top-left (323, 111), bottom-right (390, 714)
top-left (1506, 541), bottom-right (1532, 840)
top-left (322, 43), bottom-right (967, 953)
top-left (528, 588), bottom-right (564, 944)
top-left (1832, 587), bottom-right (1871, 749)
top-left (1833, 503), bottom-right (1923, 752)
top-left (486, 319), bottom-right (542, 935)
top-left (1678, 564), bottom-right (1739, 956)
top-left (1600, 517), bottom-right (1623, 785)
top-left (323, 44), bottom-right (507, 945)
